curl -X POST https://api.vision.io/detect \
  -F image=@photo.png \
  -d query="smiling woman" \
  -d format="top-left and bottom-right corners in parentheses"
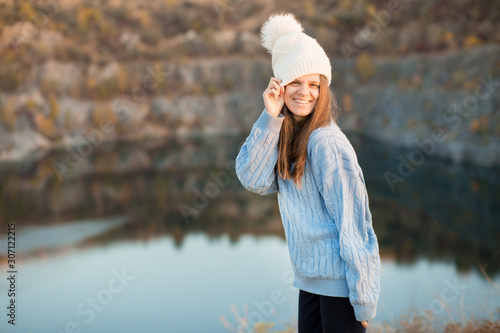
top-left (235, 13), bottom-right (381, 333)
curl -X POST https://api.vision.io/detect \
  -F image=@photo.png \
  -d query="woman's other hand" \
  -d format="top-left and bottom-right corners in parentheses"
top-left (263, 77), bottom-right (285, 117)
top-left (361, 321), bottom-right (368, 328)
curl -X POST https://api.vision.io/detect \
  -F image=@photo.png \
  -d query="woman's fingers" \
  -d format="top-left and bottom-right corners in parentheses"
top-left (266, 78), bottom-right (283, 100)
top-left (263, 77), bottom-right (284, 117)
top-left (269, 77), bottom-right (282, 85)
top-left (271, 81), bottom-right (282, 99)
top-left (361, 321), bottom-right (368, 328)
top-left (269, 78), bottom-right (282, 91)
top-left (266, 87), bottom-right (278, 100)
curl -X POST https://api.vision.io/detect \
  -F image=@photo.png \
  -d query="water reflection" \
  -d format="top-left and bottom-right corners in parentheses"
top-left (353, 135), bottom-right (500, 275)
top-left (0, 135), bottom-right (499, 331)
top-left (1, 135), bottom-right (498, 277)
top-left (6, 216), bottom-right (128, 254)
top-left (0, 233), bottom-right (297, 333)
top-left (0, 232), bottom-right (497, 332)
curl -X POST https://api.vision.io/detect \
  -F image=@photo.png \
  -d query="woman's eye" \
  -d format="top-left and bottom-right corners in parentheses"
top-left (311, 84), bottom-right (319, 88)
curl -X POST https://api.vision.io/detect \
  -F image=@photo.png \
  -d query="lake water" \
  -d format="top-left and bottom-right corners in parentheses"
top-left (0, 134), bottom-right (499, 332)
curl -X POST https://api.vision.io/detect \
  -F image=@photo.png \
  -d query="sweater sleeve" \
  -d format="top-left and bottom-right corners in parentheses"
top-left (235, 110), bottom-right (284, 195)
top-left (309, 130), bottom-right (381, 322)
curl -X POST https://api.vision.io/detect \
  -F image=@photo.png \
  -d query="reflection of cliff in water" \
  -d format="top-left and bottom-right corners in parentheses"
top-left (352, 134), bottom-right (500, 276)
top-left (0, 135), bottom-right (499, 276)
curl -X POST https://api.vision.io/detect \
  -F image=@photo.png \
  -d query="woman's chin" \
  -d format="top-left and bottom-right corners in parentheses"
top-left (289, 108), bottom-right (313, 119)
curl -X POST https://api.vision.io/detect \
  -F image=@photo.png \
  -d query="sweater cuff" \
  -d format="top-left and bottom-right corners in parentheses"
top-left (353, 303), bottom-right (377, 322)
top-left (255, 109), bottom-right (284, 133)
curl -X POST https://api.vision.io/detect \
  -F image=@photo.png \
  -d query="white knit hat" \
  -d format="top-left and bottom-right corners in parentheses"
top-left (260, 13), bottom-right (332, 87)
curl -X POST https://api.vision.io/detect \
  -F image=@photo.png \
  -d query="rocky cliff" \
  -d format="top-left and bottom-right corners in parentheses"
top-left (1, 44), bottom-right (499, 167)
top-left (0, 0), bottom-right (499, 167)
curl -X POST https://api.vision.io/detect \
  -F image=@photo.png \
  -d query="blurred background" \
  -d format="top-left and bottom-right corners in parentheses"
top-left (0, 0), bottom-right (499, 332)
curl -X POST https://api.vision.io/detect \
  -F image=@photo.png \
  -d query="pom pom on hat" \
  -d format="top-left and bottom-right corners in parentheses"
top-left (260, 13), bottom-right (332, 86)
top-left (260, 13), bottom-right (303, 53)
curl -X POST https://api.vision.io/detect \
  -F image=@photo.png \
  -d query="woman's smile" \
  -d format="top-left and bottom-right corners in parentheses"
top-left (292, 98), bottom-right (313, 105)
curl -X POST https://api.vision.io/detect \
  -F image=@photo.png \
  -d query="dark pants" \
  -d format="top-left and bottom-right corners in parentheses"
top-left (298, 290), bottom-right (366, 333)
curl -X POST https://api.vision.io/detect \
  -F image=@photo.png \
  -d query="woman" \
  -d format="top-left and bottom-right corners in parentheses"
top-left (235, 13), bottom-right (381, 333)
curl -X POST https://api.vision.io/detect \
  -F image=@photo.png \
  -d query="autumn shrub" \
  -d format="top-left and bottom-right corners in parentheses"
top-left (96, 17), bottom-right (118, 45)
top-left (53, 43), bottom-right (92, 63)
top-left (334, 0), bottom-right (368, 28)
top-left (205, 82), bottom-right (218, 96)
top-left (94, 152), bottom-right (118, 173)
top-left (0, 99), bottom-right (17, 131)
top-left (77, 6), bottom-right (101, 33)
top-left (0, 3), bottom-right (17, 24)
top-left (463, 35), bottom-right (482, 49)
top-left (469, 115), bottom-right (490, 136)
top-left (49, 94), bottom-right (60, 121)
top-left (63, 110), bottom-right (73, 130)
top-left (140, 29), bottom-right (161, 46)
top-left (95, 78), bottom-right (120, 100)
top-left (18, 0), bottom-right (36, 21)
top-left (24, 98), bottom-right (36, 111)
top-left (201, 28), bottom-right (218, 56)
top-left (134, 9), bottom-right (152, 28)
top-left (342, 93), bottom-right (353, 112)
top-left (35, 113), bottom-right (57, 139)
top-left (0, 64), bottom-right (25, 92)
top-left (92, 104), bottom-right (118, 128)
top-left (355, 51), bottom-right (377, 81)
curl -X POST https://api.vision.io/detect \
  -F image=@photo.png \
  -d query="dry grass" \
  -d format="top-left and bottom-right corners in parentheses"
top-left (370, 315), bottom-right (500, 333)
top-left (221, 305), bottom-right (500, 333)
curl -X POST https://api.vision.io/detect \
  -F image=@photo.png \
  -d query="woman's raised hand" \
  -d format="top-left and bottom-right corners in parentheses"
top-left (263, 77), bottom-right (285, 117)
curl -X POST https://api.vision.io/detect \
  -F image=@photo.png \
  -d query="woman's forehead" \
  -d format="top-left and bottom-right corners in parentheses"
top-left (294, 74), bottom-right (321, 82)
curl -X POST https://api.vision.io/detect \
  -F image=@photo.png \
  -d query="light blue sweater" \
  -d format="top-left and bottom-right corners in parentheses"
top-left (235, 110), bottom-right (381, 322)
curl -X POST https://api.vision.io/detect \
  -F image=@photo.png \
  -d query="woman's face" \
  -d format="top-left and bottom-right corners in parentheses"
top-left (284, 74), bottom-right (321, 122)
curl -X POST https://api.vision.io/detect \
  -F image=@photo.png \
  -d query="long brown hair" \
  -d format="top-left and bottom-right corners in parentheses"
top-left (277, 75), bottom-right (339, 187)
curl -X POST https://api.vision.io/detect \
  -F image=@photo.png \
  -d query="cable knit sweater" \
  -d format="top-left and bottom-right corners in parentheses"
top-left (235, 110), bottom-right (381, 322)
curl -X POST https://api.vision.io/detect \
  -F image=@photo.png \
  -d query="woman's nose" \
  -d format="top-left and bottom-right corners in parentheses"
top-left (297, 84), bottom-right (309, 95)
